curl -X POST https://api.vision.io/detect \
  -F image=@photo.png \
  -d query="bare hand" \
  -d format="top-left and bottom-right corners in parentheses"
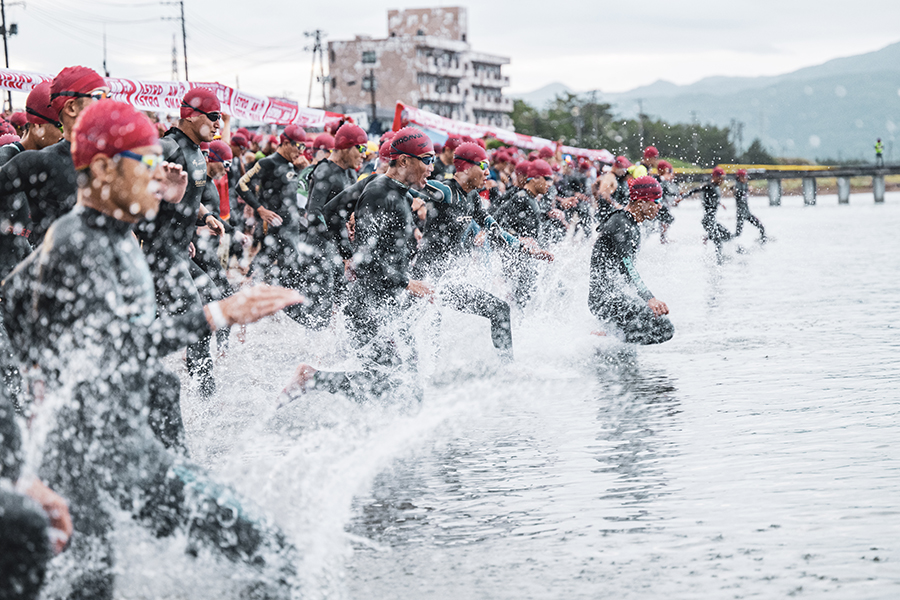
top-left (25, 479), bottom-right (72, 554)
top-left (257, 206), bottom-right (283, 227)
top-left (205, 216), bottom-right (225, 236)
top-left (406, 279), bottom-right (434, 301)
top-left (159, 162), bottom-right (188, 203)
top-left (648, 297), bottom-right (669, 316)
top-left (547, 208), bottom-right (567, 223)
top-left (558, 196), bottom-right (578, 210)
top-left (188, 242), bottom-right (195, 258)
top-left (207, 284), bottom-right (304, 328)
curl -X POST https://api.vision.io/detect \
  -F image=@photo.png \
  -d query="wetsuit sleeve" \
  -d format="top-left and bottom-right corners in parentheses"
top-left (149, 308), bottom-right (213, 357)
top-left (359, 190), bottom-right (413, 290)
top-left (0, 383), bottom-right (23, 481)
top-left (307, 163), bottom-right (344, 216)
top-left (320, 177), bottom-right (372, 260)
top-left (472, 191), bottom-right (519, 249)
top-left (621, 256), bottom-right (653, 301)
top-left (236, 161), bottom-right (263, 210)
top-left (608, 223), bottom-right (653, 300)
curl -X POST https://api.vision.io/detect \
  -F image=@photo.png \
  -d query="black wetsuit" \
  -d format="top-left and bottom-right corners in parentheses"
top-left (734, 180), bottom-right (765, 239)
top-left (429, 157), bottom-right (455, 182)
top-left (306, 159), bottom-right (355, 217)
top-left (656, 177), bottom-right (679, 227)
top-left (306, 159), bottom-right (356, 307)
top-left (0, 311), bottom-right (51, 600)
top-left (311, 175), bottom-right (421, 403)
top-left (0, 139), bottom-right (77, 245)
top-left (558, 172), bottom-right (593, 237)
top-left (684, 180), bottom-right (731, 249)
top-left (135, 126), bottom-right (218, 397)
top-left (413, 179), bottom-right (516, 356)
top-left (1, 206), bottom-right (296, 599)
top-left (588, 210), bottom-right (674, 345)
top-left (493, 188), bottom-right (544, 307)
top-left (0, 141), bottom-right (26, 166)
top-left (238, 151), bottom-right (332, 329)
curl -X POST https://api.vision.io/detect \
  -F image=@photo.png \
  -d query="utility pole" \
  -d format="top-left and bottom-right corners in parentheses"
top-left (170, 33), bottom-right (178, 80)
top-left (0, 0), bottom-right (21, 112)
top-left (102, 25), bottom-right (110, 77)
top-left (304, 29), bottom-right (328, 109)
top-left (162, 1), bottom-right (188, 80)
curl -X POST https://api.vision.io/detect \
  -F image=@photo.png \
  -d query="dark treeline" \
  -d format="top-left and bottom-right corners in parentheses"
top-left (511, 93), bottom-right (777, 167)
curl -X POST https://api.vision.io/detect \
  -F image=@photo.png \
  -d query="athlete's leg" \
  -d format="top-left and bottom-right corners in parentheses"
top-left (0, 489), bottom-right (51, 600)
top-left (438, 283), bottom-right (513, 358)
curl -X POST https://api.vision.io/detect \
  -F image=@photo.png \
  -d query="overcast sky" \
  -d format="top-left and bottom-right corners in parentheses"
top-left (5, 0), bottom-right (900, 105)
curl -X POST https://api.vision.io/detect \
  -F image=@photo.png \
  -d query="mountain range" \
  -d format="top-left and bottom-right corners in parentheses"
top-left (512, 42), bottom-right (900, 162)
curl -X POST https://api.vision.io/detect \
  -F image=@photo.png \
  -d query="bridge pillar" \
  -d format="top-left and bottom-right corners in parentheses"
top-left (767, 179), bottom-right (781, 206)
top-left (873, 175), bottom-right (885, 203)
top-left (837, 177), bottom-right (851, 204)
top-left (802, 177), bottom-right (817, 205)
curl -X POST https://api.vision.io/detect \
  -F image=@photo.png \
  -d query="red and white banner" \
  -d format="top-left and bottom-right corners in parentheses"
top-left (0, 68), bottom-right (343, 129)
top-left (392, 101), bottom-right (613, 161)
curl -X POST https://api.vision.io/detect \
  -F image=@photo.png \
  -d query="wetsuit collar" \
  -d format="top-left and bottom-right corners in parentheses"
top-left (75, 205), bottom-right (135, 236)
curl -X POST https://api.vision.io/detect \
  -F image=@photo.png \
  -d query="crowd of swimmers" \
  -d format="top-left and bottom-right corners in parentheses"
top-left (0, 65), bottom-right (766, 599)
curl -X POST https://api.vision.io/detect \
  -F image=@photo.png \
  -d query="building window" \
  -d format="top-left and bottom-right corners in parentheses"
top-left (362, 50), bottom-right (376, 64)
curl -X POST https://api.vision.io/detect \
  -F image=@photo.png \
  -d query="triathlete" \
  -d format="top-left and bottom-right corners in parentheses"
top-left (654, 160), bottom-right (681, 243)
top-left (283, 127), bottom-right (436, 402)
top-left (589, 176), bottom-right (674, 345)
top-left (413, 142), bottom-right (552, 359)
top-left (305, 122), bottom-right (367, 216)
top-left (0, 66), bottom-right (107, 245)
top-left (0, 101), bottom-right (303, 599)
top-left (237, 124), bottom-right (332, 328)
top-left (682, 166), bottom-right (732, 254)
top-left (0, 82), bottom-right (62, 166)
top-left (134, 87), bottom-right (226, 399)
top-left (430, 135), bottom-right (462, 181)
top-left (493, 158), bottom-right (555, 307)
top-left (733, 168), bottom-right (766, 241)
top-left (593, 156), bottom-right (631, 220)
top-left (0, 83), bottom-right (65, 278)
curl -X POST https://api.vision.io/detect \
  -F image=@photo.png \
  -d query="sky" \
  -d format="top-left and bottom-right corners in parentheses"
top-left (4, 0), bottom-right (900, 106)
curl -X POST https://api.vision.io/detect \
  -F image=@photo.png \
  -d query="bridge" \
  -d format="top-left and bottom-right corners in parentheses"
top-left (676, 164), bottom-right (900, 205)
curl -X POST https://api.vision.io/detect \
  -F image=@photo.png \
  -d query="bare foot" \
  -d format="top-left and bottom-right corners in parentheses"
top-left (590, 330), bottom-right (607, 337)
top-left (281, 364), bottom-right (317, 398)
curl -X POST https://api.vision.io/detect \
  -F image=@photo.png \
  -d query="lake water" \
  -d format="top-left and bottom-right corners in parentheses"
top-left (142, 191), bottom-right (899, 599)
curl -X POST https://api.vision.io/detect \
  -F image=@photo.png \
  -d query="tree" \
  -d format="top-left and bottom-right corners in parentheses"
top-left (740, 139), bottom-right (776, 164)
top-left (510, 96), bottom-right (741, 167)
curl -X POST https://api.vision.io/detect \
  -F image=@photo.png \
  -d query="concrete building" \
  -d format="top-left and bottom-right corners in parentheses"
top-left (328, 7), bottom-right (512, 130)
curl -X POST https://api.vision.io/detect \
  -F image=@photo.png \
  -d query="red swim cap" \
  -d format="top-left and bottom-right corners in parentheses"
top-left (657, 160), bottom-right (673, 173)
top-left (230, 134), bottom-right (249, 149)
top-left (538, 146), bottom-right (554, 159)
top-left (281, 124), bottom-right (307, 145)
top-left (0, 133), bottom-right (20, 146)
top-left (443, 136), bottom-right (463, 153)
top-left (333, 122), bottom-right (367, 150)
top-left (629, 175), bottom-right (662, 203)
top-left (50, 66), bottom-right (106, 117)
top-left (614, 156), bottom-right (632, 169)
top-left (71, 100), bottom-right (158, 170)
top-left (643, 146), bottom-right (659, 159)
top-left (26, 82), bottom-right (59, 126)
top-left (180, 87), bottom-right (220, 119)
top-left (312, 132), bottom-right (334, 151)
top-left (712, 167), bottom-right (725, 177)
top-left (528, 158), bottom-right (553, 180)
top-left (208, 140), bottom-right (233, 163)
top-left (389, 126), bottom-right (433, 159)
top-left (8, 112), bottom-right (26, 129)
top-left (453, 141), bottom-right (488, 172)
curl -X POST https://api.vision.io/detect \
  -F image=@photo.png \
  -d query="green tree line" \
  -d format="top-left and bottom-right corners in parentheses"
top-left (510, 93), bottom-right (776, 166)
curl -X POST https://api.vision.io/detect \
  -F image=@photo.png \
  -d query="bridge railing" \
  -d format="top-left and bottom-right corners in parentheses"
top-left (674, 164), bottom-right (900, 205)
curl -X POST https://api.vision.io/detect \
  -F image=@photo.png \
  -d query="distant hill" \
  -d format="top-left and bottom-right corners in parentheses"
top-left (510, 82), bottom-right (573, 108)
top-left (517, 41), bottom-right (900, 162)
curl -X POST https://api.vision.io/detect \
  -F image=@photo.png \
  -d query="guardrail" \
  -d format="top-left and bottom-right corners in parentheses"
top-left (675, 164), bottom-right (900, 205)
